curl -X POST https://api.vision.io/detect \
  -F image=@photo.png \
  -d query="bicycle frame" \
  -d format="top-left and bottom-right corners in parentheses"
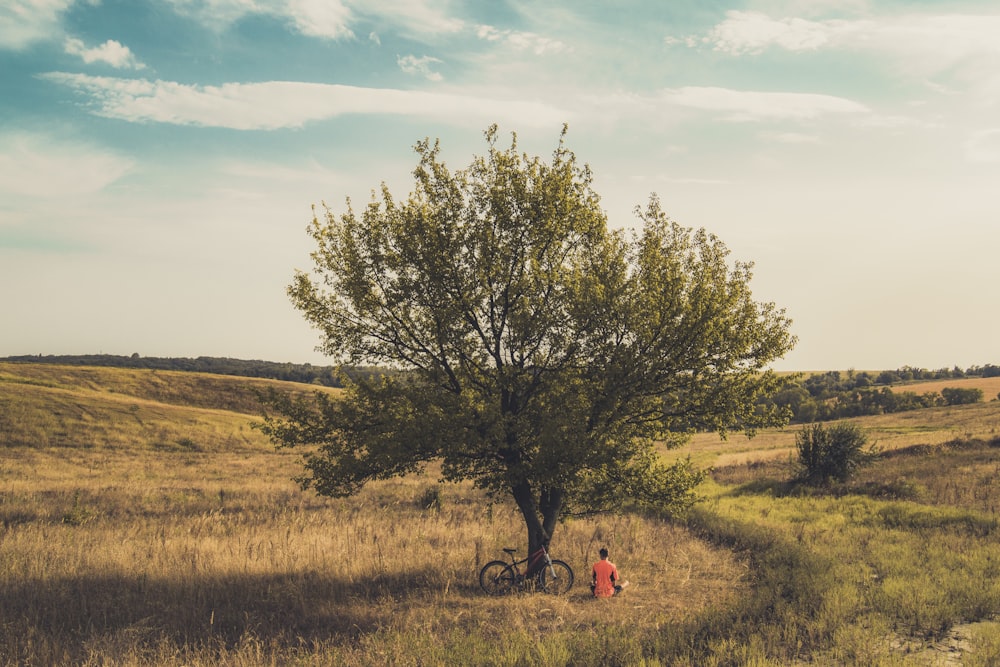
top-left (503, 544), bottom-right (554, 579)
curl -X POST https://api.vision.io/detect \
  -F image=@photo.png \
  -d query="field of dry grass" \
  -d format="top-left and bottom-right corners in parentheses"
top-left (0, 362), bottom-right (746, 665)
top-left (689, 399), bottom-right (1000, 468)
top-left (888, 376), bottom-right (1000, 399)
top-left (5, 361), bottom-right (1000, 665)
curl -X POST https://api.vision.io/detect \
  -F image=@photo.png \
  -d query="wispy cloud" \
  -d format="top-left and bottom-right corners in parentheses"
top-left (397, 54), bottom-right (443, 81)
top-left (699, 11), bottom-right (851, 55)
top-left (0, 130), bottom-right (133, 198)
top-left (163, 0), bottom-right (464, 41)
top-left (661, 86), bottom-right (868, 122)
top-left (695, 11), bottom-right (1000, 57)
top-left (368, 0), bottom-right (464, 38)
top-left (164, 0), bottom-right (355, 39)
top-left (64, 38), bottom-right (146, 69)
top-left (685, 10), bottom-right (1000, 90)
top-left (285, 0), bottom-right (354, 40)
top-left (39, 72), bottom-right (568, 129)
top-left (0, 0), bottom-right (75, 50)
top-left (476, 24), bottom-right (568, 55)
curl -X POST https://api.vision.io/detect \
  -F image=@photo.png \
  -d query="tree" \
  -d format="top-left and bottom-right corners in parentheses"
top-left (796, 422), bottom-right (876, 484)
top-left (258, 126), bottom-right (796, 558)
top-left (941, 387), bottom-right (983, 406)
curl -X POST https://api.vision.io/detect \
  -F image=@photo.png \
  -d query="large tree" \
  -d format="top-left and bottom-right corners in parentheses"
top-left (259, 126), bottom-right (795, 557)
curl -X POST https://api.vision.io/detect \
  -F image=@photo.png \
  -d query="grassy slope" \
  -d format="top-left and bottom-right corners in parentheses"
top-left (686, 399), bottom-right (1000, 468)
top-left (0, 363), bottom-right (747, 666)
top-left (0, 361), bottom-right (332, 452)
top-left (4, 362), bottom-right (1000, 665)
top-left (888, 376), bottom-right (1000, 398)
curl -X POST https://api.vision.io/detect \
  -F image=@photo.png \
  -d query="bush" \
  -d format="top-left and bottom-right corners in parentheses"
top-left (796, 422), bottom-right (877, 484)
top-left (941, 387), bottom-right (983, 405)
top-left (417, 485), bottom-right (442, 511)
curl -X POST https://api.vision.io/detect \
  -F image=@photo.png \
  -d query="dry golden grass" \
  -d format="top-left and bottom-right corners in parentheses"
top-left (9, 361), bottom-right (1000, 665)
top-left (0, 361), bottom-right (334, 453)
top-left (0, 362), bottom-right (747, 665)
top-left (888, 376), bottom-right (1000, 399)
top-left (689, 399), bottom-right (1000, 468)
top-left (1, 447), bottom-right (748, 665)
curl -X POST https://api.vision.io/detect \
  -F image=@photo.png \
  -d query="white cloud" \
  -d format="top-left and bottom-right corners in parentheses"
top-left (39, 72), bottom-right (568, 130)
top-left (285, 0), bottom-right (353, 40)
top-left (0, 0), bottom-right (74, 50)
top-left (852, 114), bottom-right (937, 130)
top-left (476, 24), bottom-right (568, 55)
top-left (397, 54), bottom-right (443, 82)
top-left (163, 0), bottom-right (464, 41)
top-left (0, 131), bottom-right (133, 198)
top-left (162, 0), bottom-right (270, 31)
top-left (64, 37), bottom-right (146, 69)
top-left (164, 0), bottom-right (354, 39)
top-left (368, 0), bottom-right (464, 38)
top-left (695, 11), bottom-right (1000, 87)
top-left (704, 10), bottom-right (848, 55)
top-left (661, 86), bottom-right (868, 122)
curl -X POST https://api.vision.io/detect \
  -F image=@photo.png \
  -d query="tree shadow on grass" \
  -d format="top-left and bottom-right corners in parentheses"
top-left (720, 478), bottom-right (802, 498)
top-left (1, 568), bottom-right (481, 660)
top-left (721, 477), bottom-right (928, 502)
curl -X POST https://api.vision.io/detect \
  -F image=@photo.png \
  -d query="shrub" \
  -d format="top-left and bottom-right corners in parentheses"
top-left (417, 485), bottom-right (442, 511)
top-left (941, 387), bottom-right (983, 405)
top-left (796, 422), bottom-right (877, 485)
top-left (61, 491), bottom-right (95, 526)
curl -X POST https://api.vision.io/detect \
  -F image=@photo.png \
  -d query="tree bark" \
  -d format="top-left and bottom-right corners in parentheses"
top-left (539, 486), bottom-right (563, 543)
top-left (511, 480), bottom-right (548, 574)
top-left (511, 481), bottom-right (565, 576)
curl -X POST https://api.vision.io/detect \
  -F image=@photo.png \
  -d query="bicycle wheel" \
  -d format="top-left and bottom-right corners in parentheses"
top-left (540, 559), bottom-right (574, 595)
top-left (479, 560), bottom-right (516, 595)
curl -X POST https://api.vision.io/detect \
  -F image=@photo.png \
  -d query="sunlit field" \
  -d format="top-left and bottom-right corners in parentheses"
top-left (689, 399), bottom-right (1000, 468)
top-left (0, 363), bottom-right (744, 666)
top-left (3, 362), bottom-right (1000, 665)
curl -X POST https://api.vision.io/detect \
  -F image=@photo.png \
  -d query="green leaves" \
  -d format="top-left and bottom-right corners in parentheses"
top-left (266, 125), bottom-right (796, 543)
top-left (796, 422), bottom-right (878, 484)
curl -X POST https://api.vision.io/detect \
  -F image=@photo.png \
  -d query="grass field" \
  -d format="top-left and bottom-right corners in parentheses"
top-left (888, 376), bottom-right (1000, 400)
top-left (2, 362), bottom-right (1000, 665)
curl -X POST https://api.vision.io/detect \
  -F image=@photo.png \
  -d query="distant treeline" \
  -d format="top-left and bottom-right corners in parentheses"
top-left (763, 364), bottom-right (1000, 423)
top-left (0, 354), bottom-right (385, 388)
top-left (3, 355), bottom-right (998, 422)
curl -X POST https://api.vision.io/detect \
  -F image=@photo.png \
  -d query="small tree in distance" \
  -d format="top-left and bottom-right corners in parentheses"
top-left (941, 387), bottom-right (983, 406)
top-left (258, 125), bottom-right (796, 558)
top-left (797, 422), bottom-right (877, 485)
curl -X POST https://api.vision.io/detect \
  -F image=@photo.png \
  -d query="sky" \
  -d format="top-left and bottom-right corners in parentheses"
top-left (2, 0), bottom-right (998, 371)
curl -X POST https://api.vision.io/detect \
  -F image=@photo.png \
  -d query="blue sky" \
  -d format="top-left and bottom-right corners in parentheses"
top-left (2, 0), bottom-right (998, 371)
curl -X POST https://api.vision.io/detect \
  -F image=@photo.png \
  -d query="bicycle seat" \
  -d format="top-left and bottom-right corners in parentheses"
top-left (503, 547), bottom-right (517, 554)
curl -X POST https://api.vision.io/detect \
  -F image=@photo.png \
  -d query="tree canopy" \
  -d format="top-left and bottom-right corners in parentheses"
top-left (258, 125), bottom-right (796, 555)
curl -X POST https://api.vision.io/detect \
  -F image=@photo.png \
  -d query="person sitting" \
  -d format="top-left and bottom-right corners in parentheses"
top-left (591, 547), bottom-right (629, 598)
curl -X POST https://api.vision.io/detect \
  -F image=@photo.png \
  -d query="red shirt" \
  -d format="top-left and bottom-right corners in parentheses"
top-left (591, 559), bottom-right (619, 598)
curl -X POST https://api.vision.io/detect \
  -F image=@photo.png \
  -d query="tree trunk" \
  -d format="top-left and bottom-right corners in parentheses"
top-left (539, 486), bottom-right (563, 543)
top-left (511, 481), bottom-right (564, 576)
top-left (511, 480), bottom-right (546, 574)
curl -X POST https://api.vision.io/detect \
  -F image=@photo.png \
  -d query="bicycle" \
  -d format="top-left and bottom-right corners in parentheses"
top-left (479, 544), bottom-right (574, 595)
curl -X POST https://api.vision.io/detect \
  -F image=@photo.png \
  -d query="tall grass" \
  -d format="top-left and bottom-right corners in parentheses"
top-left (4, 362), bottom-right (1000, 664)
top-left (0, 454), bottom-right (747, 665)
top-left (705, 437), bottom-right (1000, 665)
